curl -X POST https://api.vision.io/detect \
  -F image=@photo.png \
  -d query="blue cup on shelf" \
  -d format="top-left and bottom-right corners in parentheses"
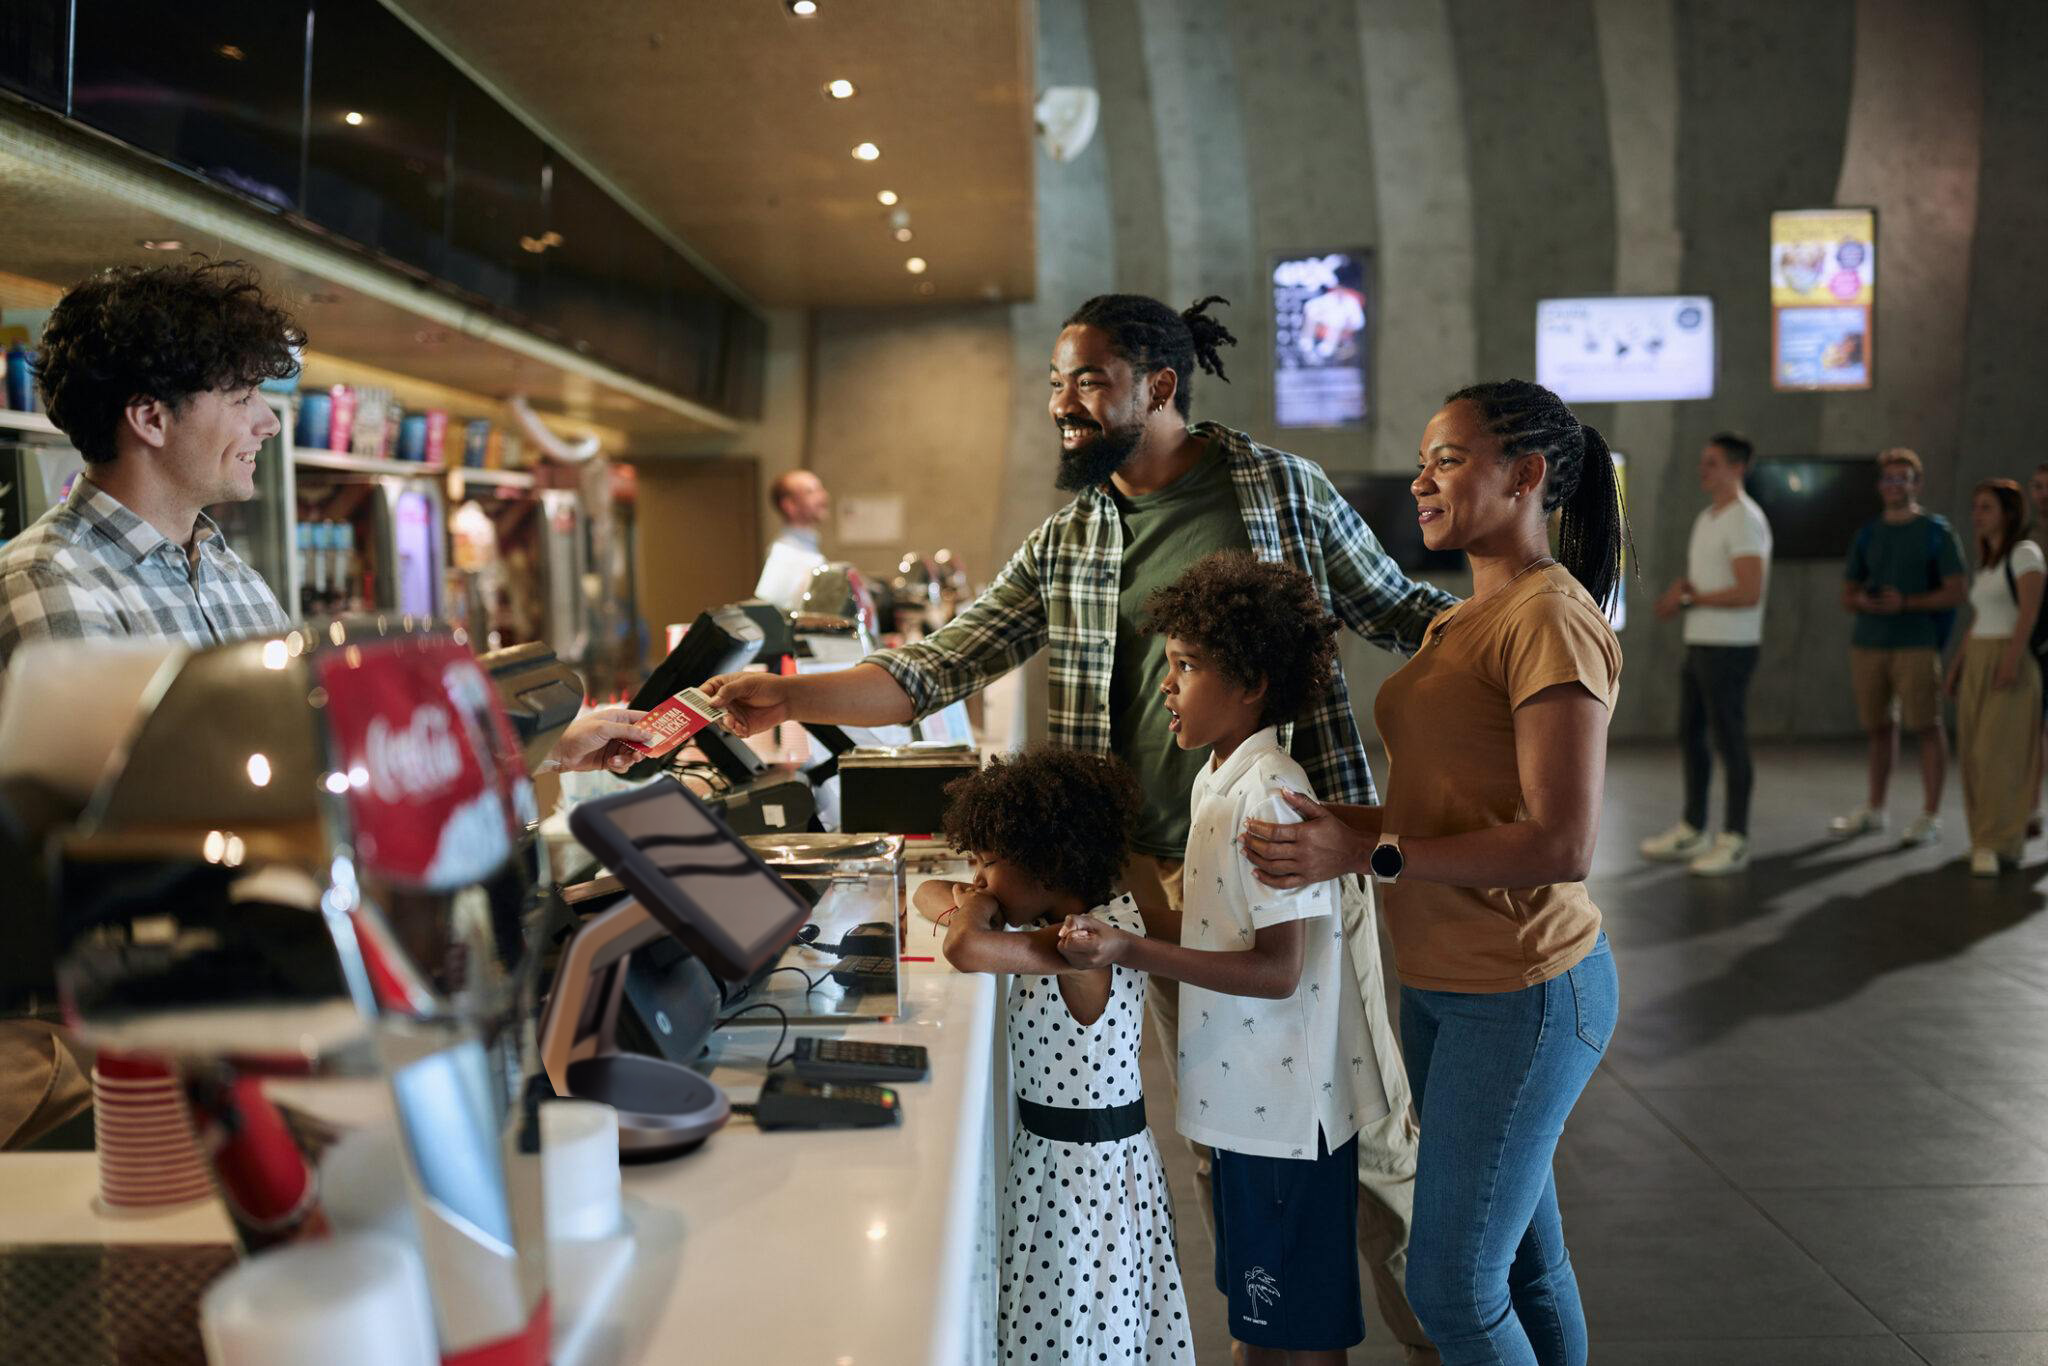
top-left (397, 414), bottom-right (428, 462)
top-left (463, 419), bottom-right (490, 469)
top-left (296, 393), bottom-right (332, 450)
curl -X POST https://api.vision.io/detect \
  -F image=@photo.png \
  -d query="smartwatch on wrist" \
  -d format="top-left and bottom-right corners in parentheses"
top-left (1679, 590), bottom-right (1695, 609)
top-left (1369, 833), bottom-right (1404, 885)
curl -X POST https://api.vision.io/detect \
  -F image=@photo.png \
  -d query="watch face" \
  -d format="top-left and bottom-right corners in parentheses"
top-left (1371, 842), bottom-right (1402, 879)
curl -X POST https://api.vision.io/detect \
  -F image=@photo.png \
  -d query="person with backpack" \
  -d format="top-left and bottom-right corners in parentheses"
top-left (1829, 449), bottom-right (1968, 847)
top-left (1944, 479), bottom-right (2044, 876)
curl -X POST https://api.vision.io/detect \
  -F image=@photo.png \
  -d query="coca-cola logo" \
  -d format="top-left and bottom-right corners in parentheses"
top-left (364, 704), bottom-right (464, 804)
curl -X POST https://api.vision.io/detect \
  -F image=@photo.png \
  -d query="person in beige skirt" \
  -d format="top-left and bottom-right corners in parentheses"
top-left (1946, 479), bottom-right (2044, 877)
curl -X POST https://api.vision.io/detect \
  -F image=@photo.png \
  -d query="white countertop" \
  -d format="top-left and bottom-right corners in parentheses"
top-left (610, 958), bottom-right (997, 1366)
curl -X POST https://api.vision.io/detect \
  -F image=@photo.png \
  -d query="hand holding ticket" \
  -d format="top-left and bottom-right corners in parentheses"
top-left (621, 687), bottom-right (730, 759)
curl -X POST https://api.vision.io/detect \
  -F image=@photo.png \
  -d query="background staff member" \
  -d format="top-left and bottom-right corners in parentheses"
top-left (1829, 448), bottom-right (1967, 848)
top-left (1640, 432), bottom-right (1771, 876)
top-left (709, 293), bottom-right (1454, 1364)
top-left (754, 469), bottom-right (831, 608)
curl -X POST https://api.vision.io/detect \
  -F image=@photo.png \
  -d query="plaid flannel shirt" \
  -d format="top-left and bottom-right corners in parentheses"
top-left (867, 422), bottom-right (1457, 805)
top-left (0, 476), bottom-right (289, 676)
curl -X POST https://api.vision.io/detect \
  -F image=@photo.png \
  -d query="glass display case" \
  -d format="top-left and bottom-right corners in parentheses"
top-left (741, 833), bottom-right (907, 1023)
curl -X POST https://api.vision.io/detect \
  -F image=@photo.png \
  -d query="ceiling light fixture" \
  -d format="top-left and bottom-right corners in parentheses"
top-left (851, 142), bottom-right (880, 161)
top-left (343, 110), bottom-right (365, 126)
top-left (139, 239), bottom-right (184, 251)
top-left (905, 257), bottom-right (928, 275)
top-left (916, 281), bottom-right (937, 296)
top-left (824, 79), bottom-right (856, 100)
top-left (876, 190), bottom-right (898, 206)
top-left (217, 44), bottom-right (245, 61)
top-left (894, 227), bottom-right (914, 243)
top-left (787, 0), bottom-right (818, 15)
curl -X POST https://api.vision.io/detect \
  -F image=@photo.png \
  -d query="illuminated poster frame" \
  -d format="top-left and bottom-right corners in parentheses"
top-left (1771, 208), bottom-right (1876, 392)
top-left (1271, 250), bottom-right (1372, 429)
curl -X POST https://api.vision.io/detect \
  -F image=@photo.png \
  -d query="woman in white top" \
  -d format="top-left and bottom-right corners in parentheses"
top-left (1945, 479), bottom-right (2044, 875)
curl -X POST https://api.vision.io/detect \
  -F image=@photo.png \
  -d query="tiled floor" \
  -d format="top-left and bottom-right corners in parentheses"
top-left (1140, 741), bottom-right (2048, 1364)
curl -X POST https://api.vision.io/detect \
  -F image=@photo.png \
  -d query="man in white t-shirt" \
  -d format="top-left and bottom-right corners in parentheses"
top-left (1641, 433), bottom-right (1773, 875)
top-left (754, 470), bottom-right (830, 608)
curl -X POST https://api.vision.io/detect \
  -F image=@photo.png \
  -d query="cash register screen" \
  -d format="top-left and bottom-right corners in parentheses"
top-left (593, 784), bottom-right (810, 972)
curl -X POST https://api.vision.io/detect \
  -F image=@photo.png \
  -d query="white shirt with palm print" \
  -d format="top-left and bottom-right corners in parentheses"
top-left (1174, 727), bottom-right (1388, 1161)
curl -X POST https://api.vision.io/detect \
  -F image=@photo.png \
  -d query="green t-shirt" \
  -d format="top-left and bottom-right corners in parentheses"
top-left (1844, 513), bottom-right (1966, 650)
top-left (1107, 444), bottom-right (1252, 857)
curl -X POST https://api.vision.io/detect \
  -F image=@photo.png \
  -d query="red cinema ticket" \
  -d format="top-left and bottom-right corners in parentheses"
top-left (622, 686), bottom-right (729, 759)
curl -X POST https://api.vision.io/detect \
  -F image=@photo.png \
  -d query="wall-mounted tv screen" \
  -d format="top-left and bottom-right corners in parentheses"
top-left (1331, 475), bottom-right (1464, 576)
top-left (1743, 457), bottom-right (1876, 561)
top-left (1273, 251), bottom-right (1371, 429)
top-left (1535, 296), bottom-right (1715, 403)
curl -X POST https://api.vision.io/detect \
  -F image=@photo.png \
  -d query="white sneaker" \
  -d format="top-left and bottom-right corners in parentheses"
top-left (1640, 821), bottom-right (1711, 862)
top-left (1970, 847), bottom-right (1999, 877)
top-left (1689, 833), bottom-right (1750, 877)
top-left (1828, 807), bottom-right (1887, 839)
top-left (1899, 813), bottom-right (1942, 848)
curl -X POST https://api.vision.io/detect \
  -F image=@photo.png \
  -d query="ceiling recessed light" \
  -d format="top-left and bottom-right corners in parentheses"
top-left (894, 227), bottom-right (914, 243)
top-left (851, 142), bottom-right (880, 162)
top-left (138, 239), bottom-right (184, 251)
top-left (916, 281), bottom-right (937, 296)
top-left (217, 44), bottom-right (245, 61)
top-left (787, 0), bottom-right (818, 14)
top-left (343, 111), bottom-right (365, 126)
top-left (876, 190), bottom-right (898, 206)
top-left (824, 79), bottom-right (856, 100)
top-left (905, 257), bottom-right (928, 275)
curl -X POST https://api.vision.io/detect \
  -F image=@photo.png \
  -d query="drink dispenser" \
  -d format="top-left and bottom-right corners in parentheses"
top-left (53, 621), bottom-right (555, 1365)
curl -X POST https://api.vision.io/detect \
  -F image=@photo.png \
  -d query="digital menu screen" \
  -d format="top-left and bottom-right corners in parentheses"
top-left (1272, 251), bottom-right (1371, 429)
top-left (1771, 208), bottom-right (1876, 391)
top-left (1535, 296), bottom-right (1716, 403)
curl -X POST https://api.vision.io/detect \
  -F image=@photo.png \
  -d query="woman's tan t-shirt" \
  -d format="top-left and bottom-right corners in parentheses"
top-left (1372, 564), bottom-right (1622, 992)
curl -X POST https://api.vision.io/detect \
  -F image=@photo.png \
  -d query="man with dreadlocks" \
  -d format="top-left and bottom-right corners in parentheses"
top-left (708, 293), bottom-right (1451, 1362)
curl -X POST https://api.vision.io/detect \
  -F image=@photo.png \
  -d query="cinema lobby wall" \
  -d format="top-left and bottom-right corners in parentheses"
top-left (781, 0), bottom-right (2048, 744)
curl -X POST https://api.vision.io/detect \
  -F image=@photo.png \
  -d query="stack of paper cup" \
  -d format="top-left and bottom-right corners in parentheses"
top-left (201, 1231), bottom-right (438, 1366)
top-left (92, 1055), bottom-right (214, 1212)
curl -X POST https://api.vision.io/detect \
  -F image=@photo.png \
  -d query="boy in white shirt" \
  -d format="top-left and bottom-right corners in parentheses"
top-left (1061, 551), bottom-right (1387, 1365)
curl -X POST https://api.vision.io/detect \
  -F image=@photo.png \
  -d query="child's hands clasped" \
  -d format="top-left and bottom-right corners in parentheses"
top-left (1056, 914), bottom-right (1127, 968)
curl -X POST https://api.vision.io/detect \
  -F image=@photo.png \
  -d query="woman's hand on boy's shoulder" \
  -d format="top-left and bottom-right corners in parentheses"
top-left (1056, 914), bottom-right (1126, 968)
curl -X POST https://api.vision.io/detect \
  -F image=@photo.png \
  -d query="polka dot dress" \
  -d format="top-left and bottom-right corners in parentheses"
top-left (1000, 896), bottom-right (1190, 1364)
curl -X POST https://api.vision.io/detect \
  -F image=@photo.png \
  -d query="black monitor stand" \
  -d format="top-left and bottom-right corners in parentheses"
top-left (537, 896), bottom-right (731, 1160)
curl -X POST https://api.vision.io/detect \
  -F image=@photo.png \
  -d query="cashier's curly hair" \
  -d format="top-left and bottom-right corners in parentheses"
top-left (1064, 294), bottom-right (1236, 418)
top-left (1144, 551), bottom-right (1339, 729)
top-left (941, 748), bottom-right (1140, 909)
top-left (37, 260), bottom-right (304, 463)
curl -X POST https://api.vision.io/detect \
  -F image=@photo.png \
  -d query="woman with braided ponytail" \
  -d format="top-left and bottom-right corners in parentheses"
top-left (1243, 379), bottom-right (1625, 1365)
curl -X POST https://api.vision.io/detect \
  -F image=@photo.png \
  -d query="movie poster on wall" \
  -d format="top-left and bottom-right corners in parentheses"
top-left (1771, 208), bottom-right (1875, 391)
top-left (1272, 251), bottom-right (1371, 428)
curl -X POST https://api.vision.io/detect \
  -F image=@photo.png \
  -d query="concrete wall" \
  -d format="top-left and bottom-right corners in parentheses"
top-left (788, 0), bottom-right (2045, 742)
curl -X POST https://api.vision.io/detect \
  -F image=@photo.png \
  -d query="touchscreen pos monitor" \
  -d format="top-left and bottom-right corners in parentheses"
top-left (567, 781), bottom-right (812, 982)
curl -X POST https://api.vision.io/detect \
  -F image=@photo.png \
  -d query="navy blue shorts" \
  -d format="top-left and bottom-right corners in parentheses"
top-left (1209, 1129), bottom-right (1365, 1351)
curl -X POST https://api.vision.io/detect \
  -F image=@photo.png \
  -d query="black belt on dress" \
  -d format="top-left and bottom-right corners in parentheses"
top-left (1016, 1096), bottom-right (1146, 1144)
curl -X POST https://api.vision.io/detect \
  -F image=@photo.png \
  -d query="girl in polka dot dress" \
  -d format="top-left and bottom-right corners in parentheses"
top-left (914, 748), bottom-right (1191, 1365)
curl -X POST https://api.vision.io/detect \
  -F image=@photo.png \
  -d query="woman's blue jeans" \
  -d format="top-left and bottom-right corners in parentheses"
top-left (1400, 934), bottom-right (1618, 1366)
